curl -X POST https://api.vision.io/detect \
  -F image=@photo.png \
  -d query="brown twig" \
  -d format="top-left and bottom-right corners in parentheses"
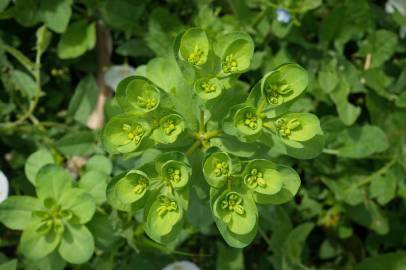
top-left (86, 21), bottom-right (112, 129)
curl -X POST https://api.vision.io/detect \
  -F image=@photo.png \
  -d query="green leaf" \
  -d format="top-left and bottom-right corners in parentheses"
top-left (242, 159), bottom-right (283, 200)
top-left (86, 212), bottom-right (118, 250)
top-left (284, 223), bottom-right (314, 262)
top-left (78, 171), bottom-right (109, 204)
top-left (57, 20), bottom-right (96, 59)
top-left (151, 113), bottom-right (185, 144)
top-left (114, 170), bottom-right (149, 204)
top-left (30, 251), bottom-right (66, 270)
top-left (116, 39), bottom-right (153, 58)
top-left (356, 251), bottom-right (406, 270)
top-left (227, 0), bottom-right (252, 25)
top-left (268, 115), bottom-right (324, 160)
top-left (213, 189), bottom-right (257, 235)
top-left (40, 0), bottom-right (72, 33)
top-left (19, 221), bottom-right (61, 260)
top-left (179, 28), bottom-right (209, 66)
top-left (298, 0), bottom-right (322, 12)
top-left (67, 75), bottom-right (99, 125)
top-left (10, 70), bottom-right (36, 99)
top-left (326, 125), bottom-right (389, 158)
top-left (272, 113), bottom-right (321, 142)
top-left (260, 206), bottom-right (292, 250)
top-left (203, 152), bottom-right (232, 188)
top-left (369, 167), bottom-right (398, 205)
top-left (36, 25), bottom-right (52, 55)
top-left (396, 91), bottom-right (406, 108)
top-left (260, 63), bottom-right (308, 111)
top-left (161, 160), bottom-right (191, 190)
top-left (233, 105), bottom-right (262, 139)
top-left (36, 165), bottom-right (72, 200)
top-left (0, 0), bottom-right (10, 13)
top-left (124, 78), bottom-right (160, 113)
top-left (12, 0), bottom-right (41, 27)
top-left (145, 194), bottom-right (184, 244)
top-left (318, 58), bottom-right (339, 93)
top-left (194, 77), bottom-right (223, 100)
top-left (253, 165), bottom-right (300, 205)
top-left (210, 135), bottom-right (266, 158)
top-left (101, 0), bottom-right (145, 31)
top-left (214, 32), bottom-right (254, 75)
top-left (24, 149), bottom-right (55, 185)
top-left (216, 242), bottom-right (244, 270)
top-left (214, 211), bottom-right (258, 248)
top-left (85, 155), bottom-right (112, 175)
top-left (146, 57), bottom-right (180, 92)
top-left (106, 173), bottom-right (132, 212)
top-left (346, 199), bottom-right (389, 235)
top-left (56, 131), bottom-right (96, 156)
top-left (102, 114), bottom-right (151, 154)
top-left (0, 196), bottom-right (42, 230)
top-left (0, 259), bottom-right (17, 270)
top-left (330, 76), bottom-right (361, 126)
top-left (321, 176), bottom-right (364, 206)
top-left (359, 30), bottom-right (398, 68)
top-left (59, 188), bottom-right (96, 224)
top-left (58, 223), bottom-right (94, 264)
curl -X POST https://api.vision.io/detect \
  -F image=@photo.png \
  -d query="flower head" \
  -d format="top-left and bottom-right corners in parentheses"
top-left (0, 171), bottom-right (9, 203)
top-left (276, 8), bottom-right (291, 24)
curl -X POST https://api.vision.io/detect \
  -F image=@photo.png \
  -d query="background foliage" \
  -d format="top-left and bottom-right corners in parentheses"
top-left (0, 0), bottom-right (405, 269)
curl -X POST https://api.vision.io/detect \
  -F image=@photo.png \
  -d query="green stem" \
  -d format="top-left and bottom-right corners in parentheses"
top-left (0, 43), bottom-right (42, 130)
top-left (262, 122), bottom-right (274, 130)
top-left (258, 227), bottom-right (272, 247)
top-left (322, 148), bottom-right (339, 155)
top-left (256, 96), bottom-right (267, 115)
top-left (186, 140), bottom-right (201, 156)
top-left (356, 159), bottom-right (397, 187)
top-left (205, 130), bottom-right (223, 139)
top-left (199, 110), bottom-right (205, 133)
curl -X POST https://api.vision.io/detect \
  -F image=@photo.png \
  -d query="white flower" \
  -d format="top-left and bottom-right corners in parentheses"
top-left (385, 0), bottom-right (406, 15)
top-left (400, 27), bottom-right (406, 39)
top-left (104, 64), bottom-right (136, 91)
top-left (162, 261), bottom-right (200, 270)
top-left (276, 8), bottom-right (291, 24)
top-left (0, 170), bottom-right (9, 203)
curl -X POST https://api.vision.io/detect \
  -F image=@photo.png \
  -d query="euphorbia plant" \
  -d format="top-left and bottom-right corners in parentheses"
top-left (102, 28), bottom-right (324, 248)
top-left (0, 165), bottom-right (96, 264)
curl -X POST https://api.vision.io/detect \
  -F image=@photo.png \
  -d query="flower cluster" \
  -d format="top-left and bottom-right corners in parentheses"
top-left (102, 28), bottom-right (324, 247)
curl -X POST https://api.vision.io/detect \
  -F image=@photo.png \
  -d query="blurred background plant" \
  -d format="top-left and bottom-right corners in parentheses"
top-left (0, 0), bottom-right (405, 269)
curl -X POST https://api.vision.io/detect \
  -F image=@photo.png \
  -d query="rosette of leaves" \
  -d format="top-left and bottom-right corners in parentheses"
top-left (0, 165), bottom-right (96, 264)
top-left (102, 28), bottom-right (323, 248)
top-left (106, 151), bottom-right (191, 244)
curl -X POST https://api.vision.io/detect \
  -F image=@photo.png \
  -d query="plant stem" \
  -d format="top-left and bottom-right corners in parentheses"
top-left (322, 148), bottom-right (339, 155)
top-left (256, 96), bottom-right (267, 115)
top-left (199, 110), bottom-right (205, 133)
top-left (262, 122), bottom-right (274, 130)
top-left (0, 43), bottom-right (42, 130)
top-left (258, 227), bottom-right (272, 247)
top-left (205, 130), bottom-right (223, 139)
top-left (356, 159), bottom-right (397, 187)
top-left (186, 140), bottom-right (201, 156)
